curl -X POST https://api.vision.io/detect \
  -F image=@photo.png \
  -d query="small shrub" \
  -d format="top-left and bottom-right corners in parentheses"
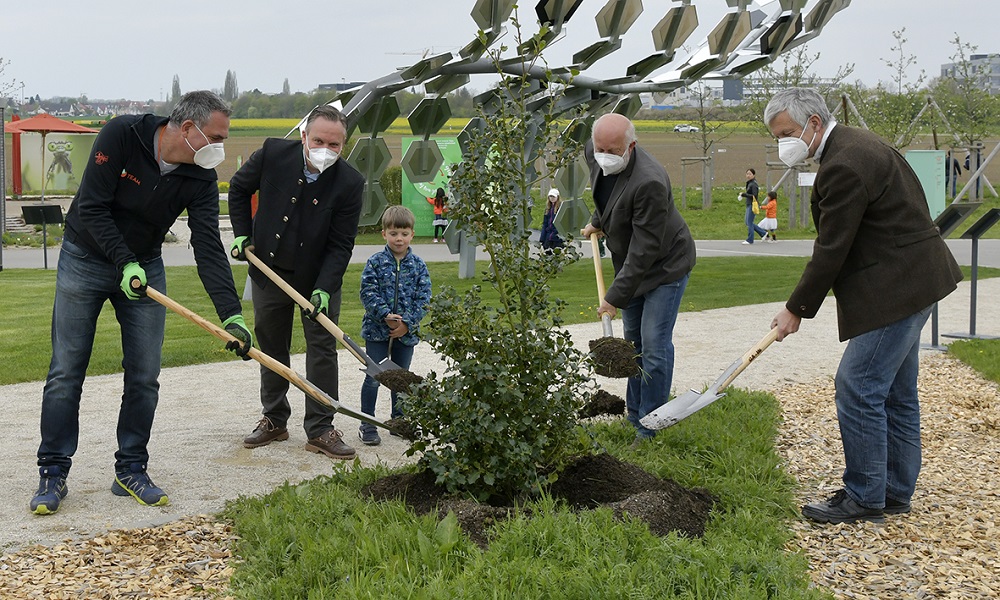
top-left (402, 20), bottom-right (594, 501)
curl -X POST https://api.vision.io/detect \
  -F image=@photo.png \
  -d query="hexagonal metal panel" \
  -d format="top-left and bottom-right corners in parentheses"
top-left (554, 156), bottom-right (590, 199)
top-left (407, 97), bottom-right (452, 137)
top-left (554, 198), bottom-right (592, 239)
top-left (652, 5), bottom-right (699, 53)
top-left (358, 182), bottom-right (389, 228)
top-left (471, 0), bottom-right (516, 31)
top-left (401, 140), bottom-right (445, 183)
top-left (595, 0), bottom-right (643, 39)
top-left (346, 137), bottom-right (392, 182)
top-left (356, 96), bottom-right (400, 136)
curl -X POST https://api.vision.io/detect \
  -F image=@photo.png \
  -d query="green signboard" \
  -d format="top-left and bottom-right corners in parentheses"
top-left (401, 136), bottom-right (462, 237)
top-left (905, 150), bottom-right (945, 219)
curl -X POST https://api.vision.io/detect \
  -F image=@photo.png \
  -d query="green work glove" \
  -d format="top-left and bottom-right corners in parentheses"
top-left (303, 289), bottom-right (330, 320)
top-left (230, 235), bottom-right (252, 261)
top-left (222, 314), bottom-right (253, 360)
top-left (120, 262), bottom-right (147, 300)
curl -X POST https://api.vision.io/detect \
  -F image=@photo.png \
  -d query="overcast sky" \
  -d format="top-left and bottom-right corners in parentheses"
top-left (1, 0), bottom-right (993, 102)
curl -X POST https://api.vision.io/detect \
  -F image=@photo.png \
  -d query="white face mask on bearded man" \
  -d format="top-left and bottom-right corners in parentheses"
top-left (594, 146), bottom-right (630, 176)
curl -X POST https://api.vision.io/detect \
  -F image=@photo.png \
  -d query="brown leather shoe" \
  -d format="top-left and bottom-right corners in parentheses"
top-left (243, 417), bottom-right (289, 448)
top-left (305, 429), bottom-right (356, 460)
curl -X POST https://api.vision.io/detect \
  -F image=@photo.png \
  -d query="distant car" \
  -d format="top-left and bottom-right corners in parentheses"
top-left (673, 124), bottom-right (700, 133)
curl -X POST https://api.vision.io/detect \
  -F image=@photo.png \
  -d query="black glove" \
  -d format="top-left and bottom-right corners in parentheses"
top-left (222, 314), bottom-right (253, 360)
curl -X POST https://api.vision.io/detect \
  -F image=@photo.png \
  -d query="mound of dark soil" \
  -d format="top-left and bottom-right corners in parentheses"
top-left (362, 453), bottom-right (716, 547)
top-left (374, 369), bottom-right (423, 393)
top-left (578, 389), bottom-right (626, 418)
top-left (589, 336), bottom-right (640, 378)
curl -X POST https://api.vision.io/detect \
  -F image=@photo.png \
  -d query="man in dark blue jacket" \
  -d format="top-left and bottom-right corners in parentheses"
top-left (228, 105), bottom-right (364, 460)
top-left (31, 91), bottom-right (253, 516)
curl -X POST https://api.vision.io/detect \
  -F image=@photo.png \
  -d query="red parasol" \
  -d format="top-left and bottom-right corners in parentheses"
top-left (5, 113), bottom-right (98, 202)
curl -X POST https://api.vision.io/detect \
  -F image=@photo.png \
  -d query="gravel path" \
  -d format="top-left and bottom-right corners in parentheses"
top-left (1, 278), bottom-right (997, 598)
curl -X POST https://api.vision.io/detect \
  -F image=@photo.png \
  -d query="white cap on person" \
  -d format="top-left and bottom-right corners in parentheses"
top-left (548, 188), bottom-right (560, 199)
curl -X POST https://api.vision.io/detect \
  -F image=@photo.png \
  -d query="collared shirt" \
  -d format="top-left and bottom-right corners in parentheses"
top-left (814, 121), bottom-right (838, 162)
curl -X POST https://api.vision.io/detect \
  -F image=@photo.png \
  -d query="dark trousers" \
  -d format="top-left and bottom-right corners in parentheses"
top-left (251, 271), bottom-right (340, 439)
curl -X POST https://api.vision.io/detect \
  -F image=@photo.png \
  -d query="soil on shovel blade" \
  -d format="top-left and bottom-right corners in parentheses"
top-left (579, 389), bottom-right (626, 418)
top-left (374, 369), bottom-right (424, 394)
top-left (361, 453), bottom-right (716, 548)
top-left (589, 336), bottom-right (640, 378)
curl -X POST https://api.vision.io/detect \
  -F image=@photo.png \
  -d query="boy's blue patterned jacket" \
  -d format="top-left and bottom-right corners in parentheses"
top-left (360, 246), bottom-right (432, 346)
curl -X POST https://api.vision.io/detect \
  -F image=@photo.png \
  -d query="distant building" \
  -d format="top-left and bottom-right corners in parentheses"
top-left (940, 53), bottom-right (1000, 95)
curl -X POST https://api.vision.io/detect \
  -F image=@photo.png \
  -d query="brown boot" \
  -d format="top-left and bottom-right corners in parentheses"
top-left (305, 429), bottom-right (356, 460)
top-left (243, 417), bottom-right (289, 448)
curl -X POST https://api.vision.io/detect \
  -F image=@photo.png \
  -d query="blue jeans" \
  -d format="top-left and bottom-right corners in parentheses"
top-left (360, 339), bottom-right (415, 430)
top-left (745, 206), bottom-right (767, 242)
top-left (835, 306), bottom-right (932, 509)
top-left (621, 273), bottom-right (689, 439)
top-left (38, 240), bottom-right (167, 474)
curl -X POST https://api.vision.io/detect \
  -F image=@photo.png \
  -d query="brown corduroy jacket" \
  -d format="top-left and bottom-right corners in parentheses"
top-left (788, 124), bottom-right (962, 341)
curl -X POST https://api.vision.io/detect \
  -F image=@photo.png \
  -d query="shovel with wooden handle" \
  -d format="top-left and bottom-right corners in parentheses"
top-left (591, 232), bottom-right (614, 338)
top-left (588, 232), bottom-right (640, 379)
top-left (243, 248), bottom-right (404, 379)
top-left (142, 284), bottom-right (389, 430)
top-left (640, 327), bottom-right (779, 430)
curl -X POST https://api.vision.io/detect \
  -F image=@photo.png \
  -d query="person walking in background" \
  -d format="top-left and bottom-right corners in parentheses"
top-left (740, 168), bottom-right (768, 244)
top-left (758, 190), bottom-right (779, 242)
top-left (539, 188), bottom-right (565, 251)
top-left (945, 150), bottom-right (961, 198)
top-left (428, 187), bottom-right (448, 242)
top-left (229, 105), bottom-right (364, 461)
top-left (358, 206), bottom-right (432, 446)
top-left (581, 113), bottom-right (696, 446)
top-left (31, 91), bottom-right (253, 515)
top-left (764, 87), bottom-right (962, 524)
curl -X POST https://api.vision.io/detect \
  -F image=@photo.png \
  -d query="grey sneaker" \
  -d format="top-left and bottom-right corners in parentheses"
top-left (30, 466), bottom-right (68, 515)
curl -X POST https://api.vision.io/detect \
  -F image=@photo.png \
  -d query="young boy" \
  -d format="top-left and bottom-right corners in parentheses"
top-left (358, 205), bottom-right (432, 445)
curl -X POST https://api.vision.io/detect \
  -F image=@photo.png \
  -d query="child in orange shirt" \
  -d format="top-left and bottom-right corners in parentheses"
top-left (758, 190), bottom-right (778, 242)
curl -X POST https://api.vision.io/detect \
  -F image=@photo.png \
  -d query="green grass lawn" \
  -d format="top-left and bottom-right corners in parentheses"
top-left (2, 260), bottom-right (998, 386)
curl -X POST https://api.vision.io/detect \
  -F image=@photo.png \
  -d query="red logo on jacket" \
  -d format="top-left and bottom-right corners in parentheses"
top-left (94, 151), bottom-right (109, 165)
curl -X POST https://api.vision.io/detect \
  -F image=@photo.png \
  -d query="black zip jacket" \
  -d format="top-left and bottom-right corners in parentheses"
top-left (63, 114), bottom-right (241, 321)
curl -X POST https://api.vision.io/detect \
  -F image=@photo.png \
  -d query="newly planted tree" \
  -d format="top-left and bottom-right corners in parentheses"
top-left (402, 21), bottom-right (594, 501)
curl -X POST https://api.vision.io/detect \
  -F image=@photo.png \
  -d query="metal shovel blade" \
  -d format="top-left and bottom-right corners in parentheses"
top-left (640, 388), bottom-right (726, 430)
top-left (641, 328), bottom-right (779, 430)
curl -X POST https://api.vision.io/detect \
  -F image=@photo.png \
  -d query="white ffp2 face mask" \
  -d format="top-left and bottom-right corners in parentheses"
top-left (594, 147), bottom-right (629, 176)
top-left (777, 122), bottom-right (816, 167)
top-left (307, 146), bottom-right (339, 174)
top-left (186, 124), bottom-right (225, 169)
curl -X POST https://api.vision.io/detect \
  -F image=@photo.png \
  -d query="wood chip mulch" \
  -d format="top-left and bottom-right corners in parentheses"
top-left (0, 515), bottom-right (236, 599)
top-left (776, 352), bottom-right (1000, 599)
top-left (1, 352), bottom-right (996, 598)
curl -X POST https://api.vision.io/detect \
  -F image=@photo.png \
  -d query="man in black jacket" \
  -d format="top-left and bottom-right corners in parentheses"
top-left (31, 91), bottom-right (253, 516)
top-left (229, 105), bottom-right (364, 460)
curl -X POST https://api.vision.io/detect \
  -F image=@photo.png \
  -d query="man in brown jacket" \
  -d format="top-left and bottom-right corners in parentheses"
top-left (765, 88), bottom-right (962, 524)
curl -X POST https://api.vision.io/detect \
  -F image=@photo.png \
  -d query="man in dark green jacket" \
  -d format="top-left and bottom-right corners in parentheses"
top-left (765, 87), bottom-right (962, 525)
top-left (31, 91), bottom-right (253, 516)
